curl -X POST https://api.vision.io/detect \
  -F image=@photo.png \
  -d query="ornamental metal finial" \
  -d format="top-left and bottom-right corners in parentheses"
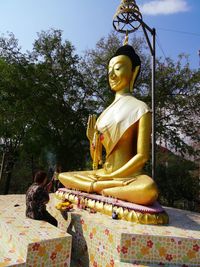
top-left (113, 0), bottom-right (142, 34)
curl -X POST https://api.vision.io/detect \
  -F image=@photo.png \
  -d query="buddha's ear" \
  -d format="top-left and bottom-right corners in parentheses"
top-left (130, 65), bottom-right (140, 92)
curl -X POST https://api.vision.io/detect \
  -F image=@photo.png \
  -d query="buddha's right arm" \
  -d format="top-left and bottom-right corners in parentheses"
top-left (89, 142), bottom-right (94, 160)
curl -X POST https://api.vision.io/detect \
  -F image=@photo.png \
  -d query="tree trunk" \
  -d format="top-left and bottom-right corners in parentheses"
top-left (4, 160), bottom-right (14, 195)
top-left (0, 152), bottom-right (6, 182)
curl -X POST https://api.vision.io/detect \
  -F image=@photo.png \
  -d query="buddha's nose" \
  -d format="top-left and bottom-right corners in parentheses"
top-left (109, 69), bottom-right (116, 79)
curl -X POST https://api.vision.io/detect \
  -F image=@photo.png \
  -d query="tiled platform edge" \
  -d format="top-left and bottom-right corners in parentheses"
top-left (50, 195), bottom-right (200, 267)
top-left (0, 194), bottom-right (72, 267)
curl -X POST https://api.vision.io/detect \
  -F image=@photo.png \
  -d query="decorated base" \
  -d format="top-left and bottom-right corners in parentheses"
top-left (55, 188), bottom-right (169, 225)
top-left (50, 195), bottom-right (200, 267)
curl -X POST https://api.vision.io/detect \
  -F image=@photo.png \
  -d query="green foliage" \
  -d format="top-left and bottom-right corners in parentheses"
top-left (155, 150), bottom-right (199, 210)
top-left (155, 56), bottom-right (200, 158)
top-left (28, 29), bottom-right (90, 170)
top-left (0, 29), bottom-right (91, 193)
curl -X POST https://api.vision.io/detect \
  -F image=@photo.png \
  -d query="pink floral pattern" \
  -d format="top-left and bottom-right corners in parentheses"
top-left (147, 240), bottom-right (153, 248)
top-left (32, 243), bottom-right (40, 251)
top-left (50, 252), bottom-right (57, 260)
top-left (166, 254), bottom-right (173, 261)
top-left (104, 228), bottom-right (109, 235)
top-left (193, 244), bottom-right (199, 252)
top-left (117, 245), bottom-right (121, 253)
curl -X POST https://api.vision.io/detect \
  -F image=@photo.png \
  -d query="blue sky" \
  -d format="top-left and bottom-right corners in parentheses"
top-left (0, 0), bottom-right (200, 69)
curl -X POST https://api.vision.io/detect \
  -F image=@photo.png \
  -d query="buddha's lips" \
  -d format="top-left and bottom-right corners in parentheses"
top-left (110, 81), bottom-right (119, 87)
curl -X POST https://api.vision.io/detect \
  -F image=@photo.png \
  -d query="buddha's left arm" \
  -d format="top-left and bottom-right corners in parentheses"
top-left (98, 112), bottom-right (151, 179)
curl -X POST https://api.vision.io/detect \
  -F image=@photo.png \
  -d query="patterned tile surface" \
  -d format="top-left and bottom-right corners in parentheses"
top-left (50, 196), bottom-right (200, 267)
top-left (0, 194), bottom-right (200, 267)
top-left (0, 194), bottom-right (71, 267)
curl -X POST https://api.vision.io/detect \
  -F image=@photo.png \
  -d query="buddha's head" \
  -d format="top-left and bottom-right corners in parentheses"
top-left (108, 45), bottom-right (141, 93)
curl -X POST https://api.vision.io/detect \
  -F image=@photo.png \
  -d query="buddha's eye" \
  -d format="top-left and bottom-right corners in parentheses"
top-left (114, 64), bottom-right (122, 71)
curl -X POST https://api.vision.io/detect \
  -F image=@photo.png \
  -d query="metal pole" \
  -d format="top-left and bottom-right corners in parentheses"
top-left (152, 28), bottom-right (156, 179)
top-left (199, 50), bottom-right (200, 68)
top-left (141, 24), bottom-right (156, 179)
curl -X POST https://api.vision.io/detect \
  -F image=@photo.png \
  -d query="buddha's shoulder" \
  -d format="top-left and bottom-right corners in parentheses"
top-left (125, 95), bottom-right (150, 111)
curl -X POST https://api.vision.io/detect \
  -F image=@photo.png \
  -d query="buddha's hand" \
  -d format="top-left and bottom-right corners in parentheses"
top-left (86, 114), bottom-right (97, 142)
top-left (91, 169), bottom-right (114, 181)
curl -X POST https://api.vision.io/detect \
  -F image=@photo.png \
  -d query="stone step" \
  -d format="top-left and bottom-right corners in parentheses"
top-left (0, 194), bottom-right (72, 267)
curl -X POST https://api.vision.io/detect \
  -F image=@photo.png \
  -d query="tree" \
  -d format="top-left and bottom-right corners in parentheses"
top-left (0, 33), bottom-right (34, 193)
top-left (0, 29), bottom-right (92, 193)
top-left (156, 148), bottom-right (199, 210)
top-left (29, 29), bottom-right (91, 171)
top-left (155, 55), bottom-right (200, 158)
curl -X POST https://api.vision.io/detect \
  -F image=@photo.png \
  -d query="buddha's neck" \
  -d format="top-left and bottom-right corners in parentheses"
top-left (115, 87), bottom-right (130, 101)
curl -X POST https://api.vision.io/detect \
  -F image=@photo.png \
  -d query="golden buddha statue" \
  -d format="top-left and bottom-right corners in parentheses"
top-left (59, 45), bottom-right (158, 206)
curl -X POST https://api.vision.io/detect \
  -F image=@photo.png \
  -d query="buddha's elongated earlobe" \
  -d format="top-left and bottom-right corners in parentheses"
top-left (130, 65), bottom-right (140, 92)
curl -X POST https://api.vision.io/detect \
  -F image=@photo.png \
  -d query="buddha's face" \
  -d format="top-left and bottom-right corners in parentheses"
top-left (108, 55), bottom-right (133, 92)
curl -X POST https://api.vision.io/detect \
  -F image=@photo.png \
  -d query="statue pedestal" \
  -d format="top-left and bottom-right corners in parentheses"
top-left (49, 195), bottom-right (200, 267)
top-left (55, 188), bottom-right (169, 225)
